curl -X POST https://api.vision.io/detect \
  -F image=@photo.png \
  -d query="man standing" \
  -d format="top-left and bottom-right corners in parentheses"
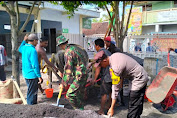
top-left (35, 36), bottom-right (58, 72)
top-left (57, 35), bottom-right (88, 110)
top-left (19, 34), bottom-right (43, 105)
top-left (134, 42), bottom-right (142, 52)
top-left (35, 36), bottom-right (59, 93)
top-left (0, 44), bottom-right (8, 81)
top-left (104, 36), bottom-right (121, 53)
top-left (146, 42), bottom-right (153, 52)
top-left (92, 38), bottom-right (112, 115)
top-left (93, 51), bottom-right (148, 117)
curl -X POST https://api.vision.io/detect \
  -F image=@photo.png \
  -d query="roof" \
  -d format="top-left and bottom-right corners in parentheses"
top-left (18, 1), bottom-right (100, 18)
top-left (83, 22), bottom-right (110, 36)
top-left (134, 1), bottom-right (161, 6)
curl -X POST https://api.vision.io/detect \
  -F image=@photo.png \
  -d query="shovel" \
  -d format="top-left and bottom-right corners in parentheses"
top-left (51, 86), bottom-right (64, 108)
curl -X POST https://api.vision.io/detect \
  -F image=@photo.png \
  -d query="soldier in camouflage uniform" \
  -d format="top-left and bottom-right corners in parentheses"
top-left (56, 35), bottom-right (88, 110)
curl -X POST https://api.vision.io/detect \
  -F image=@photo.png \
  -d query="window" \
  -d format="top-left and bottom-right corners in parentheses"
top-left (174, 1), bottom-right (177, 8)
top-left (142, 4), bottom-right (152, 11)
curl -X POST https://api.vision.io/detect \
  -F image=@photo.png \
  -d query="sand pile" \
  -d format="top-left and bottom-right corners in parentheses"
top-left (0, 103), bottom-right (104, 118)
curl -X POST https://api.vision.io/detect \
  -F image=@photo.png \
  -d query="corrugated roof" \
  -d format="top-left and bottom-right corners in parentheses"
top-left (83, 22), bottom-right (111, 36)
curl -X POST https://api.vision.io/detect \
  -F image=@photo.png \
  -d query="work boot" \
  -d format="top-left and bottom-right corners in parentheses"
top-left (79, 107), bottom-right (84, 110)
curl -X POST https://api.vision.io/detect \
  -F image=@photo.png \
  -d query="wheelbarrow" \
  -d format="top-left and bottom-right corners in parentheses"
top-left (146, 52), bottom-right (177, 111)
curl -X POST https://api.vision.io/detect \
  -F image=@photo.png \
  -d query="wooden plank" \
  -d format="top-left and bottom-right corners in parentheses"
top-left (13, 80), bottom-right (27, 105)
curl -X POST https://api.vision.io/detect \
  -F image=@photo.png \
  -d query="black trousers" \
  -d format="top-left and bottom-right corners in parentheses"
top-left (127, 85), bottom-right (146, 118)
top-left (0, 65), bottom-right (6, 81)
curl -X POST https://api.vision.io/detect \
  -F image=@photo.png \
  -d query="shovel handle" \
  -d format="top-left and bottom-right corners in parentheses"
top-left (58, 87), bottom-right (63, 99)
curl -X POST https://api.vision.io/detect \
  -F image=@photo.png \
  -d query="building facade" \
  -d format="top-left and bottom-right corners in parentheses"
top-left (0, 1), bottom-right (100, 55)
top-left (129, 1), bottom-right (177, 52)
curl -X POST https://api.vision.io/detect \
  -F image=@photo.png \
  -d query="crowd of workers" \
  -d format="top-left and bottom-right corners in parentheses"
top-left (3, 33), bottom-right (174, 117)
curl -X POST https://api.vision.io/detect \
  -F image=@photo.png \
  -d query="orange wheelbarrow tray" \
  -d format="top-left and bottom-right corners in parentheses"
top-left (146, 66), bottom-right (177, 104)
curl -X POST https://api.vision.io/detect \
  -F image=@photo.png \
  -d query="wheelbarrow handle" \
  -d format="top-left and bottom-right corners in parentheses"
top-left (167, 52), bottom-right (170, 67)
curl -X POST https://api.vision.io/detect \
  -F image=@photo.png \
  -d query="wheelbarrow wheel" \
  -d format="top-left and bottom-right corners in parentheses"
top-left (161, 94), bottom-right (176, 111)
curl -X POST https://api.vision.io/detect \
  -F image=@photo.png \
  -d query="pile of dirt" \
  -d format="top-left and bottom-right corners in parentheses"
top-left (0, 103), bottom-right (104, 118)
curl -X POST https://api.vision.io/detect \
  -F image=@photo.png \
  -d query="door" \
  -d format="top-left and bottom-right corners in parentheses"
top-left (50, 28), bottom-right (56, 53)
top-left (43, 29), bottom-right (50, 53)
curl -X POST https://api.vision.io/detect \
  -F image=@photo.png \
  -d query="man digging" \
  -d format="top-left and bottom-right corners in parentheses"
top-left (93, 51), bottom-right (148, 117)
top-left (91, 38), bottom-right (112, 115)
top-left (56, 35), bottom-right (88, 110)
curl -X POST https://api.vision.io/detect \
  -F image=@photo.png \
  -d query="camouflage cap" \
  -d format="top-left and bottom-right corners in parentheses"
top-left (56, 35), bottom-right (69, 46)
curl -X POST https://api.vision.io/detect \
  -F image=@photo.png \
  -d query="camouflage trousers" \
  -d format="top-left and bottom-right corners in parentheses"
top-left (66, 74), bottom-right (87, 110)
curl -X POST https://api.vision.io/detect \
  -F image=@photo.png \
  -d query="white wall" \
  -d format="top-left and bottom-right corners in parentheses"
top-left (40, 9), bottom-right (80, 34)
top-left (162, 24), bottom-right (177, 32)
top-left (142, 25), bottom-right (155, 34)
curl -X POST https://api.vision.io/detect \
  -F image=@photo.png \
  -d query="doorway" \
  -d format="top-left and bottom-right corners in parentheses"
top-left (43, 28), bottom-right (56, 53)
top-left (50, 28), bottom-right (56, 53)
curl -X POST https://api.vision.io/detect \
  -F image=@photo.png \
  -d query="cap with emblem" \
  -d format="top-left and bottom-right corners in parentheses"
top-left (56, 35), bottom-right (69, 46)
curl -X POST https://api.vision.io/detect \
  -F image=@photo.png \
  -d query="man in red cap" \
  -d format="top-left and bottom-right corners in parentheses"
top-left (104, 36), bottom-right (121, 54)
top-left (93, 51), bottom-right (148, 117)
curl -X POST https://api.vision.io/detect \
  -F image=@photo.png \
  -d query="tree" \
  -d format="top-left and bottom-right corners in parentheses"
top-left (0, 1), bottom-right (40, 85)
top-left (92, 18), bottom-right (98, 23)
top-left (102, 13), bottom-right (109, 21)
top-left (51, 1), bottom-right (133, 52)
top-left (92, 14), bottom-right (109, 23)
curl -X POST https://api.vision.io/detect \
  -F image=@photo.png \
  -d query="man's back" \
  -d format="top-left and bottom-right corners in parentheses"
top-left (146, 46), bottom-right (153, 52)
top-left (35, 43), bottom-right (45, 63)
top-left (109, 53), bottom-right (148, 90)
top-left (64, 44), bottom-right (88, 75)
top-left (19, 41), bottom-right (41, 79)
top-left (109, 43), bottom-right (121, 54)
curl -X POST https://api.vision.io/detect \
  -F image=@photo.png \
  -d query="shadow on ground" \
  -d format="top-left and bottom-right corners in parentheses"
top-left (142, 113), bottom-right (172, 118)
top-left (152, 102), bottom-right (177, 114)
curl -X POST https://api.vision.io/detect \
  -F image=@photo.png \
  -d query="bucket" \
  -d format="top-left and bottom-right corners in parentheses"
top-left (148, 98), bottom-right (152, 102)
top-left (45, 88), bottom-right (53, 98)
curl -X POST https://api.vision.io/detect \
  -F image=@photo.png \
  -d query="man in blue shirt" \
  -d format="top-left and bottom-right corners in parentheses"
top-left (19, 34), bottom-right (43, 105)
top-left (168, 47), bottom-right (177, 53)
top-left (146, 42), bottom-right (153, 52)
top-left (134, 43), bottom-right (142, 52)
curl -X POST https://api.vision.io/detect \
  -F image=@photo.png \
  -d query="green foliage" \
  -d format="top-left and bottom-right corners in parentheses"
top-left (92, 13), bottom-right (109, 23)
top-left (49, 1), bottom-right (58, 5)
top-left (0, 1), bottom-right (4, 4)
top-left (102, 14), bottom-right (109, 21)
top-left (92, 18), bottom-right (98, 23)
top-left (0, 1), bottom-right (5, 6)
